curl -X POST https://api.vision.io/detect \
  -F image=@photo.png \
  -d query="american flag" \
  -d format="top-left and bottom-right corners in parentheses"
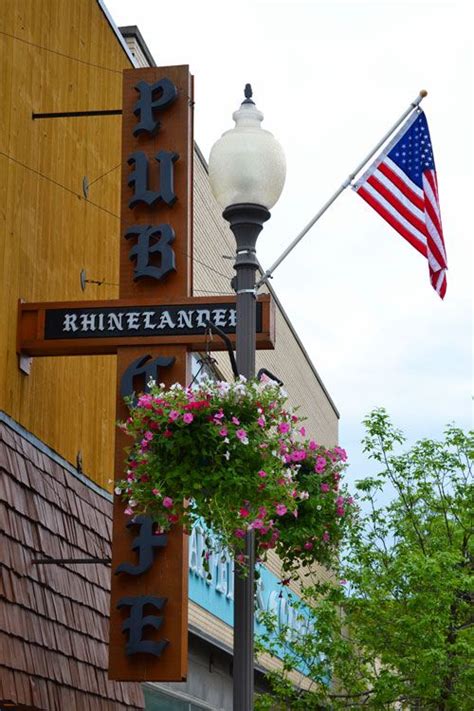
top-left (354, 110), bottom-right (447, 298)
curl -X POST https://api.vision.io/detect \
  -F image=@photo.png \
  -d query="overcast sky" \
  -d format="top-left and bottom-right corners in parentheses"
top-left (106, 0), bottom-right (472, 485)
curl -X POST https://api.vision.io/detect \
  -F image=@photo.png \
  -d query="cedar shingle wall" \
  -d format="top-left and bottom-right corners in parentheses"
top-left (0, 419), bottom-right (144, 710)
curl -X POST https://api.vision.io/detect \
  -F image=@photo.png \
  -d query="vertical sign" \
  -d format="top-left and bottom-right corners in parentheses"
top-left (109, 66), bottom-right (193, 681)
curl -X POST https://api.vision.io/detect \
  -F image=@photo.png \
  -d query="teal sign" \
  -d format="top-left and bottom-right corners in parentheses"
top-left (188, 524), bottom-right (312, 646)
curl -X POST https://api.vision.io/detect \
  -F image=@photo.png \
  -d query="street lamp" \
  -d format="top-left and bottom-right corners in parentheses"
top-left (209, 84), bottom-right (286, 711)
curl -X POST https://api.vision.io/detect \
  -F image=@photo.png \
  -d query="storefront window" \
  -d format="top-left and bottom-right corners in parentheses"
top-left (190, 353), bottom-right (217, 384)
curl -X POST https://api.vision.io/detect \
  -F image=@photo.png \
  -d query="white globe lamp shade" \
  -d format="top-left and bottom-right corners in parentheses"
top-left (208, 85), bottom-right (286, 211)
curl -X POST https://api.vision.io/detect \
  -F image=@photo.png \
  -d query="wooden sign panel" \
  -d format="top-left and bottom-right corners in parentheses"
top-left (108, 66), bottom-right (194, 682)
top-left (17, 294), bottom-right (274, 356)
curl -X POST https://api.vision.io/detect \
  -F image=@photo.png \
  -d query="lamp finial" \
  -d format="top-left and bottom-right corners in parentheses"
top-left (243, 83), bottom-right (254, 104)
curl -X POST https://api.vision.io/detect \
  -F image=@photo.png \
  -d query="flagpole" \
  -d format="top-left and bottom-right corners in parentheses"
top-left (256, 90), bottom-right (428, 289)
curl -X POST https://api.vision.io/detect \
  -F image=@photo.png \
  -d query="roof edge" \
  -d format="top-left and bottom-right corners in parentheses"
top-left (119, 25), bottom-right (158, 67)
top-left (96, 0), bottom-right (138, 67)
top-left (0, 410), bottom-right (113, 502)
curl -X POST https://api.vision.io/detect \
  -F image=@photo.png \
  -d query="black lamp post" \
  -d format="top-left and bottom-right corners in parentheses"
top-left (209, 85), bottom-right (286, 711)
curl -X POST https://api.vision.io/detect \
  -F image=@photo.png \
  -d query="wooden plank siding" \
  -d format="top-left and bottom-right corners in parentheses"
top-left (0, 0), bottom-right (130, 488)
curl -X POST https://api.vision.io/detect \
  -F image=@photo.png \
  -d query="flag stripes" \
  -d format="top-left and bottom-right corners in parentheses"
top-left (354, 110), bottom-right (447, 298)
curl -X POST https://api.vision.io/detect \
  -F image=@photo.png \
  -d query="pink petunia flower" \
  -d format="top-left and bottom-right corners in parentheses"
top-left (275, 503), bottom-right (287, 516)
top-left (183, 413), bottom-right (194, 424)
top-left (162, 496), bottom-right (173, 509)
top-left (236, 428), bottom-right (248, 444)
top-left (234, 529), bottom-right (246, 538)
top-left (334, 446), bottom-right (348, 461)
top-left (278, 422), bottom-right (290, 434)
top-left (232, 416), bottom-right (240, 425)
top-left (137, 394), bottom-right (153, 409)
top-left (315, 456), bottom-right (326, 473)
top-left (257, 469), bottom-right (267, 478)
top-left (257, 416), bottom-right (265, 428)
top-left (168, 410), bottom-right (179, 421)
top-left (320, 483), bottom-right (330, 493)
top-left (152, 488), bottom-right (161, 496)
top-left (239, 508), bottom-right (250, 518)
top-left (219, 427), bottom-right (228, 437)
top-left (291, 449), bottom-right (306, 462)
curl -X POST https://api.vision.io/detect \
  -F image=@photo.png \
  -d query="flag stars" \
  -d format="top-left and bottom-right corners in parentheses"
top-left (387, 112), bottom-right (435, 181)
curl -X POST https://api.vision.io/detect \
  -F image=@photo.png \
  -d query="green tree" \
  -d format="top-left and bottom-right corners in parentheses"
top-left (255, 410), bottom-right (473, 709)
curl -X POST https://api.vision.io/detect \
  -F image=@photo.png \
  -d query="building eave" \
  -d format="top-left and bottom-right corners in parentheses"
top-left (95, 0), bottom-right (138, 67)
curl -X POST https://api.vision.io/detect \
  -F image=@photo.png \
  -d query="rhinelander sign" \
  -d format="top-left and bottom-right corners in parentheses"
top-left (18, 295), bottom-right (273, 355)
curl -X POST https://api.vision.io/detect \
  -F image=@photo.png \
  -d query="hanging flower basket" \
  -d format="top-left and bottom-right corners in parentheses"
top-left (115, 377), bottom-right (352, 573)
